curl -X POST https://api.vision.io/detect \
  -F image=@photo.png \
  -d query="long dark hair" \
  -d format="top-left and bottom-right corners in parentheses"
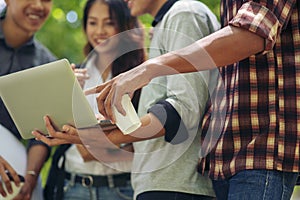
top-left (82, 0), bottom-right (145, 110)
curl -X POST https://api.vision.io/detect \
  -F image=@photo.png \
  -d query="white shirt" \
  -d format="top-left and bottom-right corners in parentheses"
top-left (65, 54), bottom-right (132, 175)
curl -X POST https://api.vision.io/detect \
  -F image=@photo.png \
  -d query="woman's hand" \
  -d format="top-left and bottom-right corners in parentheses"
top-left (32, 116), bottom-right (119, 150)
top-left (32, 116), bottom-right (82, 146)
top-left (71, 63), bottom-right (89, 88)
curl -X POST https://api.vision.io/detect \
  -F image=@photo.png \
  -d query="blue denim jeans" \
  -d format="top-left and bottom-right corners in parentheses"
top-left (212, 169), bottom-right (299, 200)
top-left (63, 179), bottom-right (133, 200)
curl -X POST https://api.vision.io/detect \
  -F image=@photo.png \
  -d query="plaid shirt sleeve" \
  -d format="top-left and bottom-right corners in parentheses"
top-left (229, 1), bottom-right (296, 53)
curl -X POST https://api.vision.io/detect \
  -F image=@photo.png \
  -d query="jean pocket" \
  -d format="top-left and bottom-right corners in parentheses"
top-left (115, 185), bottom-right (134, 200)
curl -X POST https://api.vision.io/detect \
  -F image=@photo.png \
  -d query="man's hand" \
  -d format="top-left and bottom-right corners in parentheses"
top-left (0, 157), bottom-right (22, 198)
top-left (85, 61), bottom-right (153, 122)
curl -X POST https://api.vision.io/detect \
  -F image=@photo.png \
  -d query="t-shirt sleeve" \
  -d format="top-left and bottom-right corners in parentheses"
top-left (229, 1), bottom-right (296, 53)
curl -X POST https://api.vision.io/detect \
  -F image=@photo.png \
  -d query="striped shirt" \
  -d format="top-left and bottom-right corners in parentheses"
top-left (199, 0), bottom-right (300, 179)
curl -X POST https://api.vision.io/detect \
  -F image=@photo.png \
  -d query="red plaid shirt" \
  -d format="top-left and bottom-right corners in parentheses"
top-left (199, 0), bottom-right (300, 179)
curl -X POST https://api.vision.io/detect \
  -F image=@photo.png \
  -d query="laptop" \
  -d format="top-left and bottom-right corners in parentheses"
top-left (0, 59), bottom-right (100, 139)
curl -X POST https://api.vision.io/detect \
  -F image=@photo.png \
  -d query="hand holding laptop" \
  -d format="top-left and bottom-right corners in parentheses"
top-left (32, 116), bottom-right (82, 146)
top-left (32, 116), bottom-right (118, 149)
top-left (32, 115), bottom-right (134, 163)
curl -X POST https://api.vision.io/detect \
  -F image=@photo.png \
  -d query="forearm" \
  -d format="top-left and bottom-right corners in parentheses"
top-left (147, 26), bottom-right (264, 76)
top-left (200, 25), bottom-right (264, 66)
top-left (107, 113), bottom-right (165, 146)
top-left (26, 145), bottom-right (48, 184)
top-left (80, 113), bottom-right (164, 163)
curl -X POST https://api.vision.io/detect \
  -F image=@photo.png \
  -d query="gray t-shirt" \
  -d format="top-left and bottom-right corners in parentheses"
top-left (131, 0), bottom-right (220, 199)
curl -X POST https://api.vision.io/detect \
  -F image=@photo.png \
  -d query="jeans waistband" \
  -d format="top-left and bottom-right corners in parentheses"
top-left (65, 172), bottom-right (130, 188)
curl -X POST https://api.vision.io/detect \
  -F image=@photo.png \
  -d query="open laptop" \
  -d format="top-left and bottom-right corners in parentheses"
top-left (0, 59), bottom-right (100, 139)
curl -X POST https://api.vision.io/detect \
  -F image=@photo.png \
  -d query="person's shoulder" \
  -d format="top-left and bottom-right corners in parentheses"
top-left (165, 0), bottom-right (220, 30)
top-left (165, 0), bottom-right (217, 23)
top-left (170, 0), bottom-right (212, 14)
top-left (33, 39), bottom-right (57, 61)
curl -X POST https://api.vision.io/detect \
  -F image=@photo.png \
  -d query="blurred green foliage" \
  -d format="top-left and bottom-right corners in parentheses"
top-left (200, 0), bottom-right (220, 20)
top-left (36, 0), bottom-right (220, 64)
top-left (36, 0), bottom-right (86, 64)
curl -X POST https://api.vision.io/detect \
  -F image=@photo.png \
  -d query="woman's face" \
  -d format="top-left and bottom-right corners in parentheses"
top-left (86, 1), bottom-right (119, 54)
top-left (5, 0), bottom-right (52, 35)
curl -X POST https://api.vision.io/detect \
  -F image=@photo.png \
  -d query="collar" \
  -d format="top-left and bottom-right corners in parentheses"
top-left (151, 0), bottom-right (179, 27)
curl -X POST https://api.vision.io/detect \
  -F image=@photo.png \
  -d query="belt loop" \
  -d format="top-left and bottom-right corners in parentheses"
top-left (64, 172), bottom-right (75, 192)
top-left (107, 175), bottom-right (114, 188)
top-left (70, 173), bottom-right (76, 186)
